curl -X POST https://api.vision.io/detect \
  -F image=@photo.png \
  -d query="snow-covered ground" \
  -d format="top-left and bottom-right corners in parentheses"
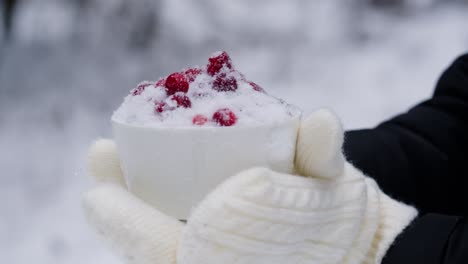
top-left (1, 1), bottom-right (467, 263)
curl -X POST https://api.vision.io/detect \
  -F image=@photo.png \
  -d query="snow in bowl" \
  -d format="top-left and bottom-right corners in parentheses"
top-left (112, 51), bottom-right (301, 219)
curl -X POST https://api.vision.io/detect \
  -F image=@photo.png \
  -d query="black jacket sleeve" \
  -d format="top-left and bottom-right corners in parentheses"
top-left (342, 54), bottom-right (468, 264)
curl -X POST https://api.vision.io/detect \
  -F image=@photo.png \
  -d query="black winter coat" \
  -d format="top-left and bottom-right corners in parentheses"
top-left (343, 54), bottom-right (468, 263)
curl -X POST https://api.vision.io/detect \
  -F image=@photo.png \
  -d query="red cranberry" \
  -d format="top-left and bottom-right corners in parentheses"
top-left (213, 74), bottom-right (237, 92)
top-left (165, 73), bottom-right (189, 95)
top-left (155, 102), bottom-right (174, 113)
top-left (155, 78), bottom-right (166, 87)
top-left (155, 102), bottom-right (166, 113)
top-left (185, 68), bottom-right (202, 82)
top-left (170, 93), bottom-right (192, 108)
top-left (207, 51), bottom-right (232, 76)
top-left (249, 81), bottom-right (265, 92)
top-left (212, 108), bottom-right (237, 126)
top-left (192, 114), bottom-right (208, 126)
top-left (132, 83), bottom-right (151, 96)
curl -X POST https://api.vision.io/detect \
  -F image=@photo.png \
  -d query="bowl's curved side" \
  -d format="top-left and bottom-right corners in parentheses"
top-left (112, 115), bottom-right (300, 219)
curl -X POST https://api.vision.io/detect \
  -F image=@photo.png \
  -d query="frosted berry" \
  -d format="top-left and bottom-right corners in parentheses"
top-left (213, 74), bottom-right (237, 92)
top-left (207, 51), bottom-right (232, 76)
top-left (170, 93), bottom-right (192, 108)
top-left (213, 108), bottom-right (237, 126)
top-left (192, 114), bottom-right (208, 125)
top-left (185, 68), bottom-right (202, 82)
top-left (155, 102), bottom-right (172, 113)
top-left (155, 78), bottom-right (166, 87)
top-left (132, 83), bottom-right (151, 96)
top-left (165, 73), bottom-right (189, 95)
top-left (249, 81), bottom-right (264, 92)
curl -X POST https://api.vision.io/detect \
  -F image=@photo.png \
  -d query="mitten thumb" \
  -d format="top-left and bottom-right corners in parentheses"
top-left (295, 109), bottom-right (345, 179)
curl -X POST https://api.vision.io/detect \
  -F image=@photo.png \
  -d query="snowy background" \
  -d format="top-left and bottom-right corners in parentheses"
top-left (0, 0), bottom-right (467, 263)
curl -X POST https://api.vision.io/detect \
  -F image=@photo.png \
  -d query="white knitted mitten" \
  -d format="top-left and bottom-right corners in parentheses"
top-left (83, 109), bottom-right (417, 264)
top-left (84, 140), bottom-right (183, 264)
top-left (177, 110), bottom-right (418, 264)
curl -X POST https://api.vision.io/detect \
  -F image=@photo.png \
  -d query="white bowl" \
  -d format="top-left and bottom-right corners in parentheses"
top-left (112, 115), bottom-right (300, 219)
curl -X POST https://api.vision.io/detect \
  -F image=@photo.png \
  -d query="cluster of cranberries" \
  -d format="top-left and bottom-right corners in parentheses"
top-left (131, 51), bottom-right (264, 126)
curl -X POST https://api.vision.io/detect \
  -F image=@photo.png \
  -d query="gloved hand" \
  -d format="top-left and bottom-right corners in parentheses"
top-left (83, 109), bottom-right (417, 264)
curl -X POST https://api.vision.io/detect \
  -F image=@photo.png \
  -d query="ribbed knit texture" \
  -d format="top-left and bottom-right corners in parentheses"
top-left (341, 168), bottom-right (381, 264)
top-left (178, 166), bottom-right (416, 264)
top-left (178, 167), bottom-right (368, 264)
top-left (364, 188), bottom-right (418, 264)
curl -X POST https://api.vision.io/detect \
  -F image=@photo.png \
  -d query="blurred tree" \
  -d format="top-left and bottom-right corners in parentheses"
top-left (368, 0), bottom-right (438, 11)
top-left (73, 0), bottom-right (159, 50)
top-left (3, 0), bottom-right (17, 39)
top-left (118, 1), bottom-right (158, 50)
top-left (370, 0), bottom-right (405, 7)
top-left (366, 0), bottom-right (468, 10)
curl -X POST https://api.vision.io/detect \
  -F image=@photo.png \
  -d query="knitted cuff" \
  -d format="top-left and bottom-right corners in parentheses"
top-left (365, 190), bottom-right (418, 264)
top-left (342, 176), bottom-right (380, 264)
